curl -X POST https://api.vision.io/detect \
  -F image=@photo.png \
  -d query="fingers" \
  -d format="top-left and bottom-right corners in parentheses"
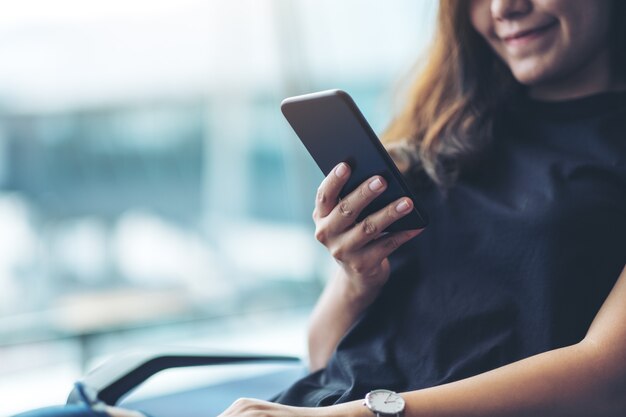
top-left (365, 228), bottom-right (423, 262)
top-left (314, 163), bottom-right (390, 234)
top-left (330, 227), bottom-right (422, 278)
top-left (104, 406), bottom-right (147, 417)
top-left (359, 200), bottom-right (424, 263)
top-left (312, 162), bottom-right (424, 284)
top-left (314, 162), bottom-right (351, 219)
top-left (314, 166), bottom-right (389, 237)
top-left (218, 398), bottom-right (308, 417)
top-left (314, 169), bottom-right (390, 245)
top-left (328, 175), bottom-right (388, 233)
top-left (342, 197), bottom-right (416, 250)
top-left (325, 197), bottom-right (422, 267)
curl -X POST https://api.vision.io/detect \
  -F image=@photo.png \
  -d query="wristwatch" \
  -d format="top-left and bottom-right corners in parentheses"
top-left (363, 389), bottom-right (405, 417)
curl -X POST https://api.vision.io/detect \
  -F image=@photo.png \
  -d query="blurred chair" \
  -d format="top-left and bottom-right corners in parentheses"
top-left (13, 350), bottom-right (305, 417)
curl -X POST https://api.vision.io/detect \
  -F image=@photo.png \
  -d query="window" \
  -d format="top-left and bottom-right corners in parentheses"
top-left (0, 0), bottom-right (437, 413)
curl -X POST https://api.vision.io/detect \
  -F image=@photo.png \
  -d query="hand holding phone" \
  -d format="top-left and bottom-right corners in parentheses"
top-left (281, 89), bottom-right (427, 294)
top-left (280, 89), bottom-right (428, 232)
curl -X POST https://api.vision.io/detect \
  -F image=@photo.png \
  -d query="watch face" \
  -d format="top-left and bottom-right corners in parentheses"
top-left (365, 390), bottom-right (405, 414)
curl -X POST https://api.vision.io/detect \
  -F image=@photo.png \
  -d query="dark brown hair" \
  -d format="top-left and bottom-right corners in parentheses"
top-left (383, 0), bottom-right (626, 188)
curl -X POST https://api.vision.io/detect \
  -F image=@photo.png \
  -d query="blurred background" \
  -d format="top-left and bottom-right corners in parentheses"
top-left (0, 0), bottom-right (436, 414)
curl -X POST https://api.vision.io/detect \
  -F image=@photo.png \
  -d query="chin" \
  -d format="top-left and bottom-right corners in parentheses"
top-left (509, 64), bottom-right (557, 88)
top-left (513, 73), bottom-right (544, 87)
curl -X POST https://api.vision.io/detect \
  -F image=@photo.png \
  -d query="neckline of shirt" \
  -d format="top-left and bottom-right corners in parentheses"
top-left (515, 90), bottom-right (626, 122)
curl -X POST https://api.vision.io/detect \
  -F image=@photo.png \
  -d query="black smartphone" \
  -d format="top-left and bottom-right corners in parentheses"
top-left (280, 89), bottom-right (428, 232)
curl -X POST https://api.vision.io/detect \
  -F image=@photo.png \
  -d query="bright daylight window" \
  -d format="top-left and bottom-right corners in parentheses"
top-left (0, 0), bottom-right (436, 414)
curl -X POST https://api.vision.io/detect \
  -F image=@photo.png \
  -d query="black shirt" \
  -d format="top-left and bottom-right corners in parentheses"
top-left (274, 91), bottom-right (626, 406)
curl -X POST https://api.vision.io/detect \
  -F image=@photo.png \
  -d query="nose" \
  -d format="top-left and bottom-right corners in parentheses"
top-left (491, 0), bottom-right (532, 20)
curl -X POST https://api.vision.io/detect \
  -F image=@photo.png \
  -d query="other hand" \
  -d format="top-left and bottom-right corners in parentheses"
top-left (105, 406), bottom-right (146, 417)
top-left (217, 399), bottom-right (324, 417)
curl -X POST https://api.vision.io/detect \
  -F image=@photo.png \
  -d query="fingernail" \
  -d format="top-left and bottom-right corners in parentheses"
top-left (369, 178), bottom-right (384, 191)
top-left (335, 163), bottom-right (348, 178)
top-left (395, 200), bottom-right (410, 213)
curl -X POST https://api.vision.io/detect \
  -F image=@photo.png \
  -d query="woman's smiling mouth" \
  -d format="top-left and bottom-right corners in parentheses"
top-left (500, 20), bottom-right (558, 48)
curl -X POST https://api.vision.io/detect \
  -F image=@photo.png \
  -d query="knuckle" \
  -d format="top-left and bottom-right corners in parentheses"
top-left (359, 184), bottom-right (371, 199)
top-left (232, 398), bottom-right (251, 409)
top-left (361, 218), bottom-right (378, 235)
top-left (314, 227), bottom-right (328, 244)
top-left (386, 203), bottom-right (399, 219)
top-left (384, 237), bottom-right (401, 250)
top-left (338, 200), bottom-right (354, 217)
top-left (349, 261), bottom-right (368, 275)
top-left (316, 187), bottom-right (327, 204)
top-left (329, 245), bottom-right (345, 260)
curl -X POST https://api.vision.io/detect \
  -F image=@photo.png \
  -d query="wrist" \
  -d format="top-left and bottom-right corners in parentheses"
top-left (336, 268), bottom-right (386, 308)
top-left (322, 400), bottom-right (372, 417)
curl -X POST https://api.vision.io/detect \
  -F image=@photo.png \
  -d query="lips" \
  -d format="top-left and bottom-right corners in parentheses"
top-left (500, 20), bottom-right (558, 43)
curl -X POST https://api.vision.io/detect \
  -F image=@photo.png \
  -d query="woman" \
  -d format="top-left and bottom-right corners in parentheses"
top-left (219, 0), bottom-right (626, 415)
top-left (111, 0), bottom-right (626, 416)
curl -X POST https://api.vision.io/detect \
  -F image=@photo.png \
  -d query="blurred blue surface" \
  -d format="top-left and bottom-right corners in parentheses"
top-left (0, 0), bottom-right (437, 414)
